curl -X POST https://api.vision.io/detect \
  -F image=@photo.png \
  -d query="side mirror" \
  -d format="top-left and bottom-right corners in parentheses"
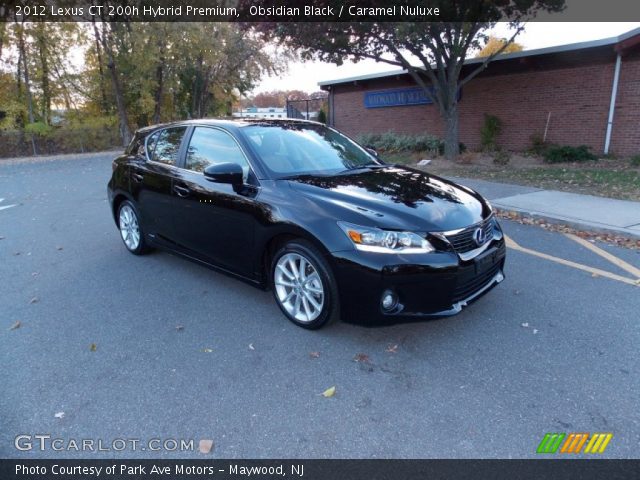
top-left (365, 146), bottom-right (379, 157)
top-left (203, 162), bottom-right (243, 187)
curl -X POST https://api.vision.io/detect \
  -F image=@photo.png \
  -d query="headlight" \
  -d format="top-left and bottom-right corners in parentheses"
top-left (338, 222), bottom-right (435, 254)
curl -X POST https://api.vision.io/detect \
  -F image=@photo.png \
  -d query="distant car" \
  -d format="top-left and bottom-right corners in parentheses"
top-left (108, 119), bottom-right (505, 329)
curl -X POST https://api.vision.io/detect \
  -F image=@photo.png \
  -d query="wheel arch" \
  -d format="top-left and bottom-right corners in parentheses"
top-left (259, 225), bottom-right (333, 288)
top-left (111, 192), bottom-right (134, 226)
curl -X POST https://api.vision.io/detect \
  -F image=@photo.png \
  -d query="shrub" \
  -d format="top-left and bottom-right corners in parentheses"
top-left (543, 145), bottom-right (598, 163)
top-left (356, 132), bottom-right (441, 154)
top-left (528, 133), bottom-right (549, 156)
top-left (24, 121), bottom-right (53, 137)
top-left (492, 149), bottom-right (510, 166)
top-left (631, 155), bottom-right (640, 167)
top-left (316, 109), bottom-right (327, 124)
top-left (480, 114), bottom-right (503, 151)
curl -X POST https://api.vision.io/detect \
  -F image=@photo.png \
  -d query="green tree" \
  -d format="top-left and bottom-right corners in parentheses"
top-left (248, 0), bottom-right (564, 159)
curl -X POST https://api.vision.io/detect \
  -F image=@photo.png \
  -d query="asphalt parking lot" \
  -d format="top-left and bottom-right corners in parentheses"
top-left (1, 153), bottom-right (639, 459)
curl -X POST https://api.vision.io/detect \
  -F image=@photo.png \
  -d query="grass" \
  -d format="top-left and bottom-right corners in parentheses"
top-left (385, 152), bottom-right (640, 202)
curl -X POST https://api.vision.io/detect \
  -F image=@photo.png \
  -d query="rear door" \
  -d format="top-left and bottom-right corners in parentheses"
top-left (130, 126), bottom-right (187, 245)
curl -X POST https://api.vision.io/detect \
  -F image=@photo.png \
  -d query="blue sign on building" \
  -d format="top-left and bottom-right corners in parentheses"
top-left (364, 87), bottom-right (435, 108)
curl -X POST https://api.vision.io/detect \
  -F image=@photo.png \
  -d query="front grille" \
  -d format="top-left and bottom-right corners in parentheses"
top-left (452, 262), bottom-right (501, 303)
top-left (445, 217), bottom-right (494, 254)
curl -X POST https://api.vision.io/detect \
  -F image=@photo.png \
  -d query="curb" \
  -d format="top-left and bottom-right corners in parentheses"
top-left (0, 150), bottom-right (122, 166)
top-left (494, 206), bottom-right (640, 241)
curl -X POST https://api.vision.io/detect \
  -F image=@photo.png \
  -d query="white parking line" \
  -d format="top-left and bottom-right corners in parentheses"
top-left (0, 198), bottom-right (18, 211)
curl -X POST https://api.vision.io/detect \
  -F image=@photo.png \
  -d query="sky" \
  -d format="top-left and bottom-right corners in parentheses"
top-left (252, 22), bottom-right (640, 94)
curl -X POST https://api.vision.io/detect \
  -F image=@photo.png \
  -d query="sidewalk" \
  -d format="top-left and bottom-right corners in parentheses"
top-left (447, 176), bottom-right (640, 239)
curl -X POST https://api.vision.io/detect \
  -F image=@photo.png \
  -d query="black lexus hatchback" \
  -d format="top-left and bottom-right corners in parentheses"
top-left (108, 119), bottom-right (505, 329)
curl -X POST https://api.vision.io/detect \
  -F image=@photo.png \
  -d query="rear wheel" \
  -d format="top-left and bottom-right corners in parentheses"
top-left (117, 200), bottom-right (151, 255)
top-left (271, 240), bottom-right (339, 329)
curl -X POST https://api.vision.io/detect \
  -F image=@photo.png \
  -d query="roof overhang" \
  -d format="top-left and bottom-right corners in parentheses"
top-left (319, 26), bottom-right (640, 88)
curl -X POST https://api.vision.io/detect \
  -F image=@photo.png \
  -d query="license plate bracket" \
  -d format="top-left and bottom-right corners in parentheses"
top-left (474, 248), bottom-right (498, 275)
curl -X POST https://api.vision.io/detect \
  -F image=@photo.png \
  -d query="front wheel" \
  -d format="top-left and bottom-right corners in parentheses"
top-left (117, 200), bottom-right (151, 255)
top-left (271, 240), bottom-right (339, 329)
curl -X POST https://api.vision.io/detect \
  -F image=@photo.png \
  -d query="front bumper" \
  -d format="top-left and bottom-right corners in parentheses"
top-left (330, 237), bottom-right (506, 324)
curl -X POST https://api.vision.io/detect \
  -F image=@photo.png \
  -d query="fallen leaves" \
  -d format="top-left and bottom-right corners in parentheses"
top-left (353, 353), bottom-right (370, 363)
top-left (385, 344), bottom-right (398, 354)
top-left (198, 439), bottom-right (214, 454)
top-left (321, 386), bottom-right (336, 398)
top-left (309, 351), bottom-right (320, 359)
top-left (56, 246), bottom-right (64, 251)
top-left (89, 343), bottom-right (97, 352)
top-left (54, 412), bottom-right (65, 419)
top-left (495, 209), bottom-right (640, 251)
top-left (9, 321), bottom-right (21, 331)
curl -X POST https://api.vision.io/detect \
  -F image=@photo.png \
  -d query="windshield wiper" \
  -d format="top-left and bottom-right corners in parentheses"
top-left (336, 164), bottom-right (387, 174)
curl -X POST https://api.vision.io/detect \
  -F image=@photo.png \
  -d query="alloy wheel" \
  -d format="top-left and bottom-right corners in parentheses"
top-left (274, 252), bottom-right (325, 323)
top-left (119, 204), bottom-right (141, 251)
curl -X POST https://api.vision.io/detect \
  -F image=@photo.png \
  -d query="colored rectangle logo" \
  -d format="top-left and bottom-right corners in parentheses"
top-left (537, 433), bottom-right (613, 454)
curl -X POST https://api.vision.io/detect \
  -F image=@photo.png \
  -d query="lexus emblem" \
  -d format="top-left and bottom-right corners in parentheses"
top-left (473, 227), bottom-right (487, 246)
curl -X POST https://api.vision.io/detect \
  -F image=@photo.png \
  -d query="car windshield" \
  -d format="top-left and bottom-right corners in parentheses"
top-left (242, 123), bottom-right (381, 178)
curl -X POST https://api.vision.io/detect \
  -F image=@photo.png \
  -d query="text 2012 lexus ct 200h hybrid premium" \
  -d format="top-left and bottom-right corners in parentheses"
top-left (108, 119), bottom-right (506, 329)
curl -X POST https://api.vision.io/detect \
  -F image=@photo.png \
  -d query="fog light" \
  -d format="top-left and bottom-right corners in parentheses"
top-left (381, 290), bottom-right (398, 311)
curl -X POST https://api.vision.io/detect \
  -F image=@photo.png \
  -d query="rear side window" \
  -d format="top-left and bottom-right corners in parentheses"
top-left (147, 127), bottom-right (186, 165)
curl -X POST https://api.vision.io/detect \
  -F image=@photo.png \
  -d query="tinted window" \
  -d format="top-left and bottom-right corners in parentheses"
top-left (242, 124), bottom-right (377, 178)
top-left (146, 131), bottom-right (159, 159)
top-left (185, 127), bottom-right (249, 177)
top-left (150, 127), bottom-right (186, 165)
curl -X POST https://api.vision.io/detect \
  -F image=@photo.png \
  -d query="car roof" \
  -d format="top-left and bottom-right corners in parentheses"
top-left (135, 117), bottom-right (323, 135)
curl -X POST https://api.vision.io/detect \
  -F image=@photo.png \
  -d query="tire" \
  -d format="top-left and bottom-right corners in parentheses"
top-left (271, 240), bottom-right (339, 329)
top-left (117, 200), bottom-right (152, 255)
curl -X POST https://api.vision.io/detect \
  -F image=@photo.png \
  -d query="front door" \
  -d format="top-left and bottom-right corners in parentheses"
top-left (171, 126), bottom-right (260, 277)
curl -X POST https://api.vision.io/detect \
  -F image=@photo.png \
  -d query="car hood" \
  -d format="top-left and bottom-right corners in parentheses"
top-left (287, 166), bottom-right (488, 232)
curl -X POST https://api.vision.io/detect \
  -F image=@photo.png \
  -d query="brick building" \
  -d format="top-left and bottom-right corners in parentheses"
top-left (319, 27), bottom-right (640, 156)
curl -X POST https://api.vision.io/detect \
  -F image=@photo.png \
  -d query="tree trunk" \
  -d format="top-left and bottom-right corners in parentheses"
top-left (91, 19), bottom-right (108, 113)
top-left (152, 41), bottom-right (166, 124)
top-left (36, 25), bottom-right (51, 125)
top-left (16, 20), bottom-right (37, 155)
top-left (0, 23), bottom-right (5, 61)
top-left (443, 103), bottom-right (460, 160)
top-left (100, 23), bottom-right (132, 146)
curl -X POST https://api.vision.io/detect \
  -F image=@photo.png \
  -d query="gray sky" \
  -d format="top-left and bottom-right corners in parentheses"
top-left (253, 22), bottom-right (640, 93)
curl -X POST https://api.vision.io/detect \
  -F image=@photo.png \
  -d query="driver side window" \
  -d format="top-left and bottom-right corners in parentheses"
top-left (185, 127), bottom-right (249, 180)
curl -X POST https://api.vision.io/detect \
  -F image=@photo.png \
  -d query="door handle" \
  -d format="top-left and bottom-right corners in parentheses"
top-left (132, 173), bottom-right (144, 183)
top-left (173, 185), bottom-right (191, 197)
